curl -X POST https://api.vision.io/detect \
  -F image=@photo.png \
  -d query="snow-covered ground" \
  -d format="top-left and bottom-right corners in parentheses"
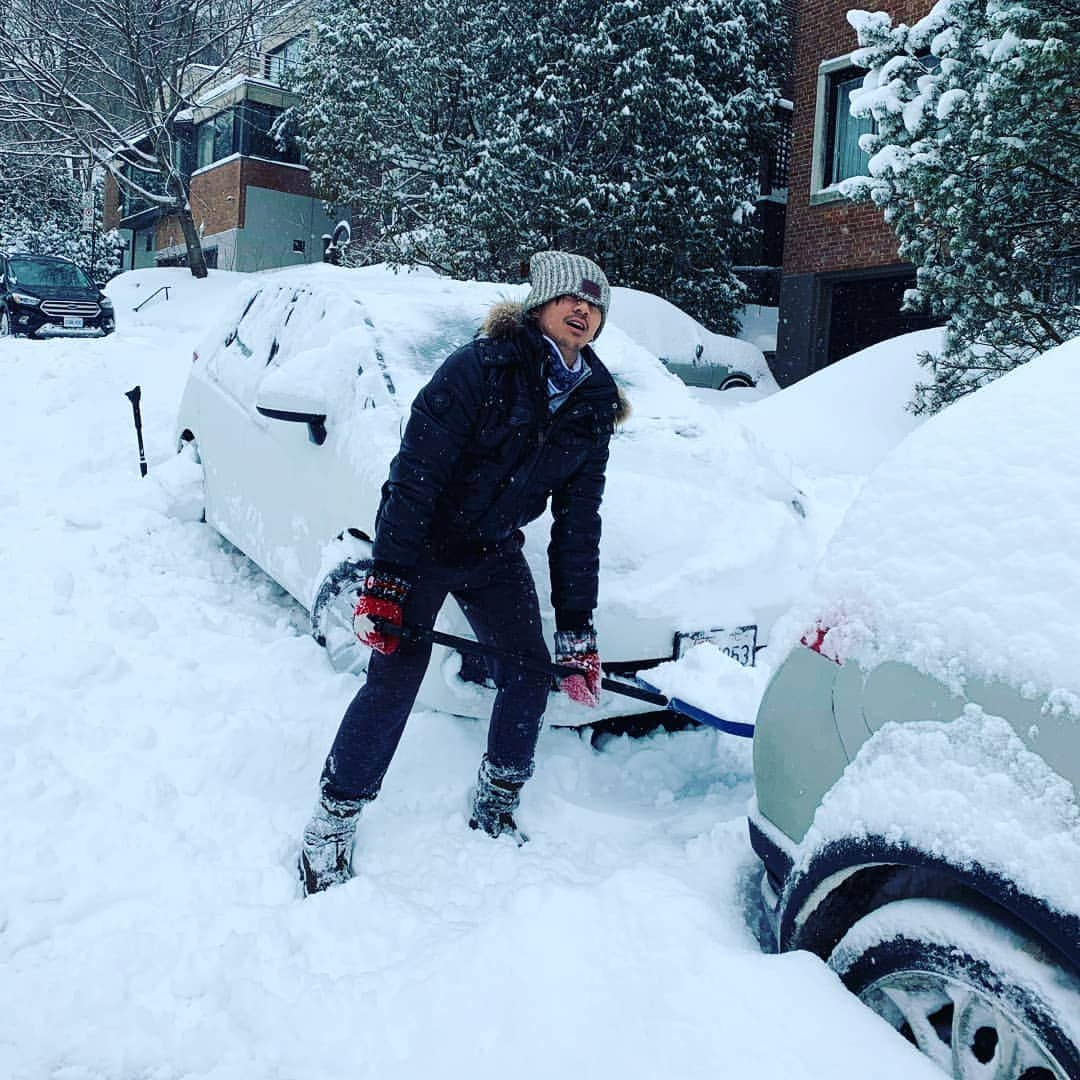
top-left (0, 269), bottom-right (939, 1079)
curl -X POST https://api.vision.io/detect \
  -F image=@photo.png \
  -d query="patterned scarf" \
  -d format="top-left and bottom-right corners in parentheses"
top-left (543, 338), bottom-right (590, 412)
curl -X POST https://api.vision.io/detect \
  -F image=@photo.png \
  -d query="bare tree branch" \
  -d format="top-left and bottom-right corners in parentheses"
top-left (0, 0), bottom-right (289, 276)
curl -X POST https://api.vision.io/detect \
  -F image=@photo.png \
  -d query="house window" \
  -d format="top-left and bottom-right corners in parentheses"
top-left (237, 102), bottom-right (301, 165)
top-left (826, 71), bottom-right (874, 185)
top-left (119, 161), bottom-right (166, 218)
top-left (264, 34), bottom-right (307, 83)
top-left (195, 109), bottom-right (238, 170)
top-left (810, 56), bottom-right (876, 200)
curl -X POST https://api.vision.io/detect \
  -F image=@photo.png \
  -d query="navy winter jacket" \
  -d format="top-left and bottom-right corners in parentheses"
top-left (373, 301), bottom-right (626, 626)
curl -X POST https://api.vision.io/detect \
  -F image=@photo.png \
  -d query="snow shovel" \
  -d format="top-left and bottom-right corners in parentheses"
top-left (371, 617), bottom-right (754, 738)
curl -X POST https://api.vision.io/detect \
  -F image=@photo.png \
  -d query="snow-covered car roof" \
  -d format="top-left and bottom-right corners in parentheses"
top-left (610, 286), bottom-right (777, 390)
top-left (789, 335), bottom-right (1080, 708)
top-left (191, 263), bottom-right (813, 638)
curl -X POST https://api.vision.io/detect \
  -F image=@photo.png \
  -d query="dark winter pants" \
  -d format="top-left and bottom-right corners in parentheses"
top-left (320, 540), bottom-right (551, 805)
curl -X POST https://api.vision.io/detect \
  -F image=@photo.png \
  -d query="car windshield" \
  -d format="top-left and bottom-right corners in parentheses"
top-left (9, 258), bottom-right (93, 289)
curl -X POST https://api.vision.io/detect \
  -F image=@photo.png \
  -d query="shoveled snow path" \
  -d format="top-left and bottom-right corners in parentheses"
top-left (0, 273), bottom-right (936, 1079)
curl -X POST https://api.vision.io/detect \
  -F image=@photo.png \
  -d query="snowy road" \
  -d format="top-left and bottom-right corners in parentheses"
top-left (0, 272), bottom-right (938, 1079)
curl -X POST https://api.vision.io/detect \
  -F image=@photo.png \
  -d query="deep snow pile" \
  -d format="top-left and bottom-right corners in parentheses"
top-left (0, 269), bottom-right (939, 1079)
top-left (783, 336), bottom-right (1080, 702)
top-left (731, 328), bottom-right (939, 480)
top-left (694, 328), bottom-right (943, 586)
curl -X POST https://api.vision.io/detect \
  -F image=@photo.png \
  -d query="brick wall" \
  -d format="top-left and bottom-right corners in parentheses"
top-left (186, 158), bottom-right (245, 238)
top-left (783, 0), bottom-right (932, 276)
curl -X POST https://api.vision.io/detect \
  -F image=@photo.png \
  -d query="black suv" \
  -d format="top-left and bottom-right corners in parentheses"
top-left (0, 252), bottom-right (115, 338)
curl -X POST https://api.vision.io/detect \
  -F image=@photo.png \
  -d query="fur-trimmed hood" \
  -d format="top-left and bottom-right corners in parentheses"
top-left (481, 299), bottom-right (530, 341)
top-left (480, 300), bottom-right (631, 424)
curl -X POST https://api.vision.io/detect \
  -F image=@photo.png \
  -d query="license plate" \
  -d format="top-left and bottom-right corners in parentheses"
top-left (63, 316), bottom-right (84, 328)
top-left (675, 625), bottom-right (758, 667)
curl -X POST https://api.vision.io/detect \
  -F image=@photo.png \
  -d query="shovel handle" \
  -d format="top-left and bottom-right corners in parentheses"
top-left (370, 617), bottom-right (669, 706)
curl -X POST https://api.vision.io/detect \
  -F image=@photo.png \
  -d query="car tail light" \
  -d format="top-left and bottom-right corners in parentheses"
top-left (801, 623), bottom-right (841, 664)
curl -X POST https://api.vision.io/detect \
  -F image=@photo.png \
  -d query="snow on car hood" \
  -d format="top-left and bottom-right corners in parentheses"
top-left (193, 264), bottom-right (814, 645)
top-left (782, 336), bottom-right (1080, 709)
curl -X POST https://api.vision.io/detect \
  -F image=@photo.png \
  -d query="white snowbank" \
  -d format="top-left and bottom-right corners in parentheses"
top-left (783, 335), bottom-right (1080, 705)
top-left (734, 328), bottom-right (941, 480)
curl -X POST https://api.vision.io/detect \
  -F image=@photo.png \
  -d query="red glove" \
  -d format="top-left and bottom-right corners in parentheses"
top-left (353, 566), bottom-right (411, 655)
top-left (554, 627), bottom-right (601, 708)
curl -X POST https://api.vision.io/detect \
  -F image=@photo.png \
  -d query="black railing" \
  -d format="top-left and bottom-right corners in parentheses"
top-left (133, 285), bottom-right (170, 311)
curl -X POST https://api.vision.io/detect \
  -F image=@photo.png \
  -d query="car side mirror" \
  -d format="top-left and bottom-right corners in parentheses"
top-left (256, 404), bottom-right (327, 445)
top-left (255, 383), bottom-right (331, 446)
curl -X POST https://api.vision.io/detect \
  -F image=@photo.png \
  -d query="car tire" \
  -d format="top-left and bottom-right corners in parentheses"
top-left (719, 372), bottom-right (755, 390)
top-left (0, 306), bottom-right (16, 338)
top-left (311, 546), bottom-right (374, 677)
top-left (829, 898), bottom-right (1079, 1079)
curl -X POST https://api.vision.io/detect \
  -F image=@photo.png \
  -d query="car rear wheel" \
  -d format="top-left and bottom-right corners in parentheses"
top-left (719, 372), bottom-right (755, 390)
top-left (0, 307), bottom-right (14, 337)
top-left (311, 543), bottom-right (374, 677)
top-left (829, 898), bottom-right (1079, 1080)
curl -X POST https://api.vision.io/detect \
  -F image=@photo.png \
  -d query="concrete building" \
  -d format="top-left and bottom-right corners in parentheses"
top-left (772, 0), bottom-right (941, 385)
top-left (103, 7), bottom-right (347, 273)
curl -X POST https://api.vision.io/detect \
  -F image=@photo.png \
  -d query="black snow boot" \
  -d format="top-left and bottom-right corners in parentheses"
top-left (298, 793), bottom-right (363, 896)
top-left (469, 755), bottom-right (529, 845)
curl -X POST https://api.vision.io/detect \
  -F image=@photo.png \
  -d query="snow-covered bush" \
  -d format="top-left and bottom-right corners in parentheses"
top-left (0, 158), bottom-right (124, 281)
top-left (287, 0), bottom-right (787, 335)
top-left (844, 0), bottom-right (1079, 413)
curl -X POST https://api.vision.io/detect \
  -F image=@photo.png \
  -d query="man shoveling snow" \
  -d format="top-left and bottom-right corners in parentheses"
top-left (299, 251), bottom-right (629, 895)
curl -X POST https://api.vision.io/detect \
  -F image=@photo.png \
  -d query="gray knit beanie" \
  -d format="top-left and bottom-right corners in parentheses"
top-left (522, 251), bottom-right (611, 338)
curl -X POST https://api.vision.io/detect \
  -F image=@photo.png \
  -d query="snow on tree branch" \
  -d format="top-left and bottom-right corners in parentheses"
top-left (843, 0), bottom-right (1079, 412)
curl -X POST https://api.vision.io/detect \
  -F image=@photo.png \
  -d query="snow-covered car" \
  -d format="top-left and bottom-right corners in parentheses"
top-left (0, 252), bottom-right (116, 338)
top-left (749, 338), bottom-right (1080, 1078)
top-left (175, 264), bottom-right (813, 725)
top-left (610, 286), bottom-right (776, 391)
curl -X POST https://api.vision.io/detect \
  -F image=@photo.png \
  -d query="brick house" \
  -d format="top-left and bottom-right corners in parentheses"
top-left (103, 4), bottom-right (347, 273)
top-left (772, 0), bottom-right (942, 385)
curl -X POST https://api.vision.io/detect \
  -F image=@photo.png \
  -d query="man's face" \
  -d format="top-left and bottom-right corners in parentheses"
top-left (534, 294), bottom-right (602, 356)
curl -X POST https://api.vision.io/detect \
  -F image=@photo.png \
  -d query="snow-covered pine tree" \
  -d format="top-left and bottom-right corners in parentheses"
top-left (285, 0), bottom-right (508, 277)
top-left (845, 0), bottom-right (1080, 412)
top-left (0, 158), bottom-right (124, 281)
top-left (484, 0), bottom-right (786, 334)
top-left (289, 0), bottom-right (785, 333)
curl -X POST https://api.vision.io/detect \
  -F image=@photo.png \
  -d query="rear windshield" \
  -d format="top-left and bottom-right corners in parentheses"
top-left (9, 258), bottom-right (93, 289)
